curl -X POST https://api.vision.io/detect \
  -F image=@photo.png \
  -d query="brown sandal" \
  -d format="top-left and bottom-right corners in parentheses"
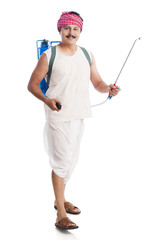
top-left (55, 217), bottom-right (79, 230)
top-left (54, 202), bottom-right (81, 215)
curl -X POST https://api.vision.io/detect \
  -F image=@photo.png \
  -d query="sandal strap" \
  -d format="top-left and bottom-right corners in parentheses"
top-left (56, 217), bottom-right (77, 228)
top-left (64, 202), bottom-right (79, 212)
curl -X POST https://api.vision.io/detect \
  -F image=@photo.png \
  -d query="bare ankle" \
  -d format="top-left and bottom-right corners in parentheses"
top-left (54, 199), bottom-right (66, 205)
top-left (57, 210), bottom-right (67, 220)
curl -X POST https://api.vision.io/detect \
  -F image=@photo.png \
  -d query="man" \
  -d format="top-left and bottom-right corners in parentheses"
top-left (28, 11), bottom-right (120, 230)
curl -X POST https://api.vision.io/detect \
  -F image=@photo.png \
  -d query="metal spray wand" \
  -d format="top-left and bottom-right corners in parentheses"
top-left (91, 37), bottom-right (141, 107)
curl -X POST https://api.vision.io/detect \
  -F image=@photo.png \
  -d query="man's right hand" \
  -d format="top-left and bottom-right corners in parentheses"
top-left (45, 98), bottom-right (62, 111)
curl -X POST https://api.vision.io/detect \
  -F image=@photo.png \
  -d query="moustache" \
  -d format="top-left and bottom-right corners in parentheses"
top-left (66, 35), bottom-right (76, 39)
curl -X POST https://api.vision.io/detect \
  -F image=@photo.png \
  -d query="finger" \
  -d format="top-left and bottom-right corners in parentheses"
top-left (55, 98), bottom-right (62, 105)
top-left (111, 88), bottom-right (120, 94)
top-left (54, 106), bottom-right (60, 112)
top-left (110, 89), bottom-right (118, 94)
top-left (50, 100), bottom-right (59, 111)
top-left (111, 85), bottom-right (117, 89)
top-left (114, 85), bottom-right (121, 90)
top-left (110, 90), bottom-right (119, 96)
top-left (51, 99), bottom-right (62, 111)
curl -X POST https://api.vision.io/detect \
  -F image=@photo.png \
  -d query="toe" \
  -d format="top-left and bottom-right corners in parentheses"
top-left (73, 207), bottom-right (80, 213)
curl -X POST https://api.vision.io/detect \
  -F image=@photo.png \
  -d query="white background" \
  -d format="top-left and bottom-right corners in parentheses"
top-left (0, 0), bottom-right (160, 239)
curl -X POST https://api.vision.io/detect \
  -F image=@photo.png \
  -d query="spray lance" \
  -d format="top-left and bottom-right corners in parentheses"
top-left (91, 37), bottom-right (141, 107)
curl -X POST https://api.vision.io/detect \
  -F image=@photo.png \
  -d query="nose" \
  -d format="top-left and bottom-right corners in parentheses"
top-left (69, 27), bottom-right (74, 35)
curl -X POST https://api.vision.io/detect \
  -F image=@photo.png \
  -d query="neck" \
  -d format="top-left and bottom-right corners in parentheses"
top-left (59, 42), bottom-right (77, 50)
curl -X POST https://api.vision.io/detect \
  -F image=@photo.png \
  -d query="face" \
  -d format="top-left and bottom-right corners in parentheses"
top-left (60, 25), bottom-right (81, 45)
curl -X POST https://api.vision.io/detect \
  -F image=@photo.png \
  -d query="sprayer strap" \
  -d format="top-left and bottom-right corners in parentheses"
top-left (80, 47), bottom-right (91, 65)
top-left (46, 46), bottom-right (56, 90)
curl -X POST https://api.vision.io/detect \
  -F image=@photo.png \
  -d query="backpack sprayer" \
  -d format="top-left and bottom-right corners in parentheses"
top-left (36, 39), bottom-right (61, 109)
top-left (36, 38), bottom-right (141, 109)
top-left (36, 40), bottom-right (60, 93)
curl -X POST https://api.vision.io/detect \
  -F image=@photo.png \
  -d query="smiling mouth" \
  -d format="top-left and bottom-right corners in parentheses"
top-left (66, 35), bottom-right (76, 39)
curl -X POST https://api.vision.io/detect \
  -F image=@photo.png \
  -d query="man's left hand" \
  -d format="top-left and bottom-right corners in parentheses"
top-left (109, 84), bottom-right (121, 97)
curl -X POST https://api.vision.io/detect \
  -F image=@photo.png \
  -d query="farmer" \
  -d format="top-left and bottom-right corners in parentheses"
top-left (28, 11), bottom-right (120, 230)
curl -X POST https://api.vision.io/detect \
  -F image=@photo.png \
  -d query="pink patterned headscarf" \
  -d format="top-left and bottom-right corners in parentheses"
top-left (57, 12), bottom-right (83, 32)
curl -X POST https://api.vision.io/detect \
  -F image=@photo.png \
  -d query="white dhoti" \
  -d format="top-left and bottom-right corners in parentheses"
top-left (43, 119), bottom-right (84, 184)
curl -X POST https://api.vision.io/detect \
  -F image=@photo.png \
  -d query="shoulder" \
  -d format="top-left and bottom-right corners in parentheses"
top-left (42, 48), bottom-right (51, 64)
top-left (42, 46), bottom-right (57, 65)
top-left (43, 47), bottom-right (52, 57)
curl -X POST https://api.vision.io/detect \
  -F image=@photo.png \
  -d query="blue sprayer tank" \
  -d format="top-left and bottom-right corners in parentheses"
top-left (36, 39), bottom-right (60, 95)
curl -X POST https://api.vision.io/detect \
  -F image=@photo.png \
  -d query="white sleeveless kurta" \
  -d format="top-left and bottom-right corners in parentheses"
top-left (43, 46), bottom-right (92, 122)
top-left (43, 45), bottom-right (92, 183)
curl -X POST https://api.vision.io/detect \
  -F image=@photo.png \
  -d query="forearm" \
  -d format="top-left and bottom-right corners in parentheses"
top-left (95, 80), bottom-right (110, 93)
top-left (28, 82), bottom-right (48, 104)
top-left (90, 53), bottom-right (120, 96)
top-left (28, 53), bottom-right (49, 104)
